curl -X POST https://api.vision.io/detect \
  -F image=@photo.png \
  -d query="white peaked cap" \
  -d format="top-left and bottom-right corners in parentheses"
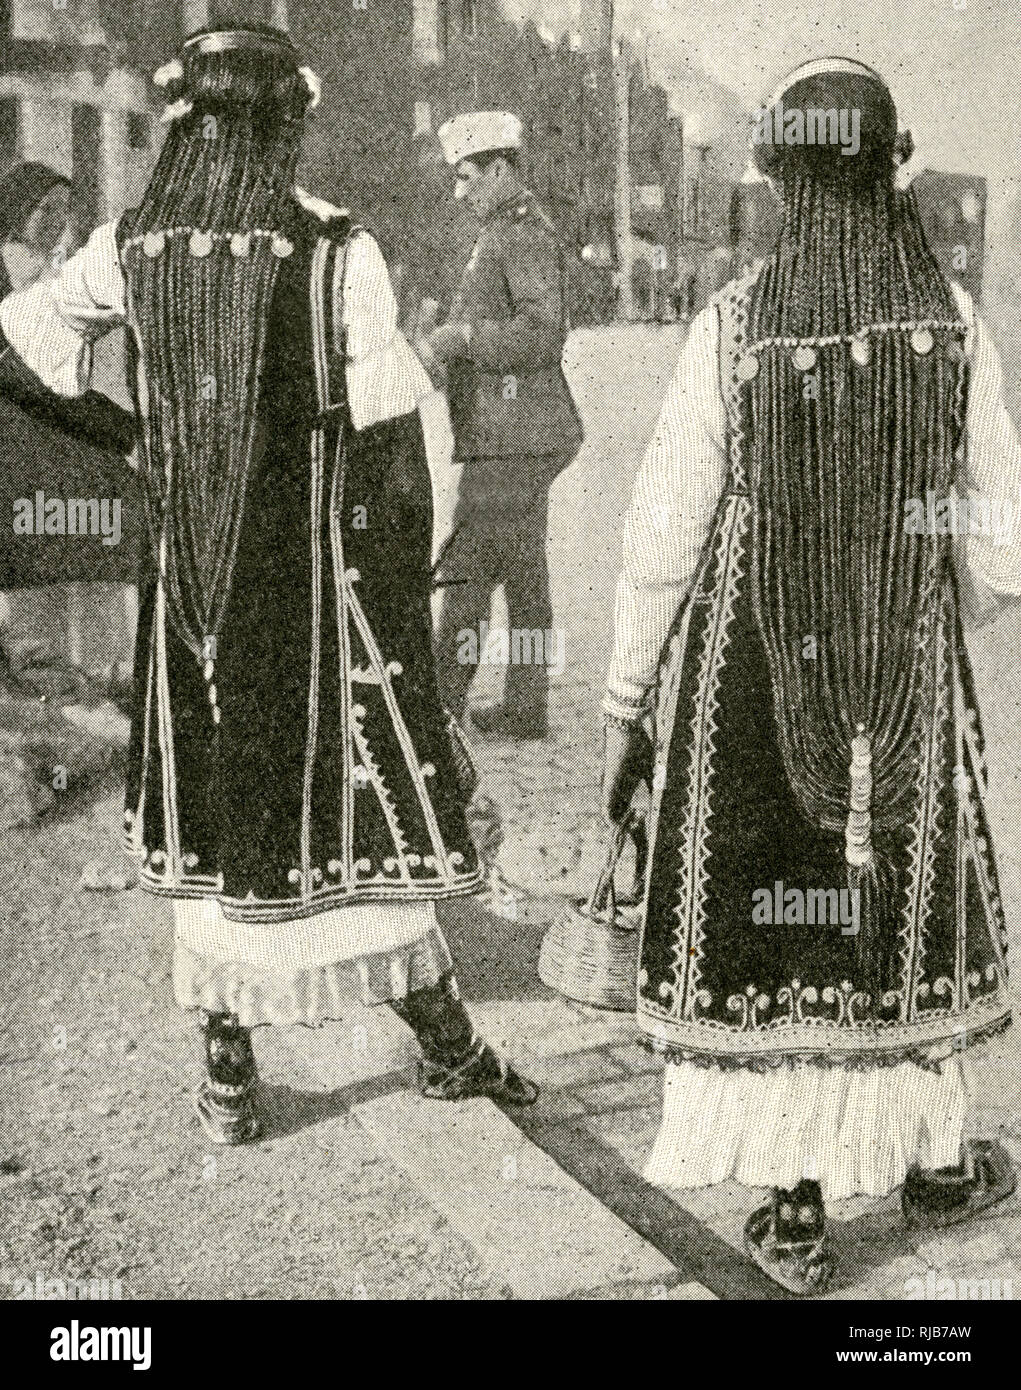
top-left (437, 111), bottom-right (523, 166)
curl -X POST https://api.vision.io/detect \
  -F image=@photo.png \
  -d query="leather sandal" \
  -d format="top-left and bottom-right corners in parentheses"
top-left (417, 1037), bottom-right (539, 1106)
top-left (902, 1139), bottom-right (1015, 1229)
top-left (744, 1185), bottom-right (834, 1296)
top-left (194, 1079), bottom-right (263, 1145)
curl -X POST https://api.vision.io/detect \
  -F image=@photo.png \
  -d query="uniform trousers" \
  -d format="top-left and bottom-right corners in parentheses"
top-left (434, 452), bottom-right (573, 720)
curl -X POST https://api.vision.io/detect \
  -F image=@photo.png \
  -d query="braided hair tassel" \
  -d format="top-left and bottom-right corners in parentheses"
top-left (845, 725), bottom-right (894, 1005)
top-left (202, 637), bottom-right (221, 726)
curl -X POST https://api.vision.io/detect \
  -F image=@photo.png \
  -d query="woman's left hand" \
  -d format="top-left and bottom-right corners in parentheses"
top-left (601, 719), bottom-right (652, 828)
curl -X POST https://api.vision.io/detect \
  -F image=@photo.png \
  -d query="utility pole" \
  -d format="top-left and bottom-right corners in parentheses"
top-left (610, 0), bottom-right (633, 322)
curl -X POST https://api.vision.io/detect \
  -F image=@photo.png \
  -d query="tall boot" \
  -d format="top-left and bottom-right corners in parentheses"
top-left (194, 1010), bottom-right (262, 1145)
top-left (390, 973), bottom-right (538, 1106)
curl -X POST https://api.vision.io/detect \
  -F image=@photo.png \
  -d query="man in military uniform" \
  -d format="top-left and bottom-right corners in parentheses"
top-left (421, 111), bottom-right (583, 740)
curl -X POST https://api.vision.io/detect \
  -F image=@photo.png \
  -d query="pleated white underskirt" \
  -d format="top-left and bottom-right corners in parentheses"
top-left (644, 1057), bottom-right (971, 1202)
top-left (171, 898), bottom-right (451, 1026)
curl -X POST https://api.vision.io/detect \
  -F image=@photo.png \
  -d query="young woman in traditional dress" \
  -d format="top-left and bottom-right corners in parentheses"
top-left (0, 24), bottom-right (535, 1144)
top-left (601, 59), bottom-right (1019, 1293)
top-left (0, 163), bottom-right (135, 672)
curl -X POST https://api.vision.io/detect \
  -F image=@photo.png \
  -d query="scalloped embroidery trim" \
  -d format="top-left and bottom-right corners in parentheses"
top-left (639, 1009), bottom-right (1011, 1073)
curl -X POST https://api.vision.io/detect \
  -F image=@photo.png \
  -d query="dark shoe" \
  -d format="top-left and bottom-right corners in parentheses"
top-left (903, 1139), bottom-right (1015, 1228)
top-left (469, 703), bottom-right (548, 740)
top-left (194, 1080), bottom-right (262, 1145)
top-left (744, 1182), bottom-right (833, 1296)
top-left (417, 1037), bottom-right (539, 1106)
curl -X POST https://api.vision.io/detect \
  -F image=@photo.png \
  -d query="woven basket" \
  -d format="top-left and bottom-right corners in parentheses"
top-left (538, 813), bottom-right (646, 1012)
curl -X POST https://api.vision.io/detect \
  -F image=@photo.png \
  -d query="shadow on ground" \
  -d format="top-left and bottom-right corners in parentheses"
top-left (258, 1070), bottom-right (412, 1141)
top-left (437, 895), bottom-right (558, 1003)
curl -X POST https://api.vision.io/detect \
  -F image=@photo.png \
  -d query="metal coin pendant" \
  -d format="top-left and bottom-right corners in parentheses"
top-left (230, 232), bottom-right (252, 258)
top-left (850, 334), bottom-right (871, 366)
top-left (792, 345), bottom-right (817, 372)
top-left (910, 326), bottom-right (934, 356)
top-left (736, 352), bottom-right (759, 382)
top-left (270, 234), bottom-right (294, 259)
top-left (142, 231), bottom-right (165, 258)
top-left (189, 229), bottom-right (213, 258)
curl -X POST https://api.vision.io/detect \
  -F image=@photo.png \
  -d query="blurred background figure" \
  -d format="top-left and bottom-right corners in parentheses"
top-left (0, 161), bottom-right (75, 655)
top-left (423, 110), bottom-right (583, 741)
top-left (0, 162), bottom-right (75, 295)
top-left (0, 160), bottom-right (136, 704)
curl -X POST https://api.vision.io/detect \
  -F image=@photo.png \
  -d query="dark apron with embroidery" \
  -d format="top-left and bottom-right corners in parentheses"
top-left (636, 273), bottom-right (1010, 1069)
top-left (121, 215), bottom-right (480, 924)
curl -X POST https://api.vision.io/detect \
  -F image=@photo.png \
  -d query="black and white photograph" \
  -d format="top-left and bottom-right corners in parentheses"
top-left (0, 0), bottom-right (1020, 1340)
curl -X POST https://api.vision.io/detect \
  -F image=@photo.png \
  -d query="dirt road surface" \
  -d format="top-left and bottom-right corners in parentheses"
top-left (2, 325), bottom-right (1020, 1300)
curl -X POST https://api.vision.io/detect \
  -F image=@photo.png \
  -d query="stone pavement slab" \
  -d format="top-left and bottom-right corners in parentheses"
top-left (352, 1089), bottom-right (702, 1299)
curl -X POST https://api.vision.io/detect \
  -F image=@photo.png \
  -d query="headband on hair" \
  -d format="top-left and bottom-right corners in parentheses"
top-left (752, 56), bottom-right (899, 182)
top-left (183, 29), bottom-right (297, 58)
top-left (160, 29), bottom-right (318, 115)
top-left (766, 57), bottom-right (890, 113)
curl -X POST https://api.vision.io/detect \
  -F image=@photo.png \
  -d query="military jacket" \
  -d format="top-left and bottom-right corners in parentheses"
top-left (447, 190), bottom-right (583, 460)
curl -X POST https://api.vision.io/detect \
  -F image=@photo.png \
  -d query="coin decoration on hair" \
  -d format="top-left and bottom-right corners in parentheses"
top-left (142, 231), bottom-right (165, 258)
top-left (850, 334), bottom-right (871, 367)
top-left (270, 234), bottom-right (294, 259)
top-left (910, 326), bottom-right (934, 355)
top-left (230, 232), bottom-right (252, 258)
top-left (736, 352), bottom-right (760, 382)
top-left (189, 229), bottom-right (214, 258)
top-left (792, 345), bottom-right (817, 372)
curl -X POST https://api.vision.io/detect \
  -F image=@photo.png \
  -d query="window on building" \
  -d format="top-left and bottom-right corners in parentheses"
top-left (10, 0), bottom-right (104, 43)
top-left (413, 0), bottom-right (446, 64)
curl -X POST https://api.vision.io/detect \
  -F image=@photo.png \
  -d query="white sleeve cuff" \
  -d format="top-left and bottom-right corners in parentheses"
top-left (346, 329), bottom-right (432, 430)
top-left (601, 688), bottom-right (650, 723)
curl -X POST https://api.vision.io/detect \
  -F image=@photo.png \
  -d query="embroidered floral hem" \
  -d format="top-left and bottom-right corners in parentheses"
top-left (644, 1056), bottom-right (972, 1201)
top-left (172, 929), bottom-right (453, 1027)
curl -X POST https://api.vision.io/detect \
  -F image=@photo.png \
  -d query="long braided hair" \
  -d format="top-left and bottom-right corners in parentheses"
top-left (746, 106), bottom-right (968, 999)
top-left (124, 27), bottom-right (314, 694)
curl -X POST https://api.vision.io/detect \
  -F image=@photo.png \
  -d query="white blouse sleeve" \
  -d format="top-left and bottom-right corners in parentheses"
top-left (0, 220), bottom-right (126, 397)
top-left (950, 283), bottom-right (1021, 597)
top-left (604, 303), bottom-right (728, 720)
top-left (341, 230), bottom-right (432, 431)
